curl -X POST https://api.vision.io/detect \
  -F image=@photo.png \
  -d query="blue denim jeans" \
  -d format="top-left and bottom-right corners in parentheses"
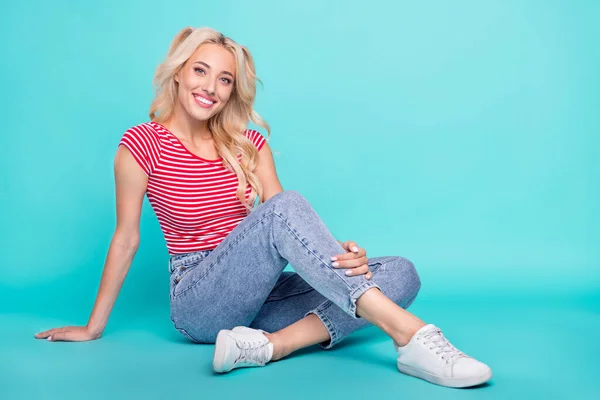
top-left (169, 191), bottom-right (421, 349)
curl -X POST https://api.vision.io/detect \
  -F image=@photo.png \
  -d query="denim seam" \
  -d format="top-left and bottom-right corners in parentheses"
top-left (308, 266), bottom-right (385, 348)
top-left (305, 303), bottom-right (338, 349)
top-left (173, 211), bottom-right (278, 298)
top-left (170, 250), bottom-right (213, 270)
top-left (272, 211), bottom-right (353, 290)
top-left (315, 299), bottom-right (336, 315)
top-left (265, 285), bottom-right (315, 302)
top-left (305, 263), bottom-right (385, 347)
top-left (170, 258), bottom-right (195, 274)
top-left (176, 327), bottom-right (201, 343)
top-left (348, 280), bottom-right (380, 317)
top-left (270, 272), bottom-right (296, 286)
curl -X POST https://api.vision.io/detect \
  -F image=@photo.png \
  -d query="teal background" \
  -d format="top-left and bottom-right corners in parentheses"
top-left (1, 0), bottom-right (598, 399)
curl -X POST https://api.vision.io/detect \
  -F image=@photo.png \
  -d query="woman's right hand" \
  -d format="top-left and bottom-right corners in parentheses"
top-left (34, 326), bottom-right (101, 342)
top-left (33, 146), bottom-right (147, 344)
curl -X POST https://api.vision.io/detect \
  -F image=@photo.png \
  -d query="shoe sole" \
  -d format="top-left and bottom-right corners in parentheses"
top-left (397, 362), bottom-right (492, 388)
top-left (213, 330), bottom-right (231, 373)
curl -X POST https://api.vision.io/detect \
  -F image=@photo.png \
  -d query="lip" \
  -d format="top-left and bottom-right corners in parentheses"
top-left (192, 93), bottom-right (216, 109)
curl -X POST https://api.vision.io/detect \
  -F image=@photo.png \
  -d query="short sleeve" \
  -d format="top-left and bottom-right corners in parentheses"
top-left (245, 129), bottom-right (266, 152)
top-left (118, 124), bottom-right (161, 176)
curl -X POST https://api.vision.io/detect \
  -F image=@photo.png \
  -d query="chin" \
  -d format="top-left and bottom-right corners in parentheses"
top-left (191, 111), bottom-right (212, 122)
top-left (186, 106), bottom-right (213, 122)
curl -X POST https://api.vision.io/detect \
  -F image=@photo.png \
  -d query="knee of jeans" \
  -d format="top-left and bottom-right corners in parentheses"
top-left (388, 257), bottom-right (421, 306)
top-left (273, 190), bottom-right (304, 204)
top-left (267, 190), bottom-right (308, 211)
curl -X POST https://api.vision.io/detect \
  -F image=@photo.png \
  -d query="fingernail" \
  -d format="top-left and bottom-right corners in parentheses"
top-left (352, 246), bottom-right (359, 252)
top-left (332, 262), bottom-right (339, 267)
top-left (47, 336), bottom-right (52, 341)
top-left (330, 256), bottom-right (337, 261)
top-left (345, 270), bottom-right (352, 276)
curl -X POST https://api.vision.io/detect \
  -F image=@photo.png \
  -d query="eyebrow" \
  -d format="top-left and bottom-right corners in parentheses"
top-left (193, 61), bottom-right (234, 78)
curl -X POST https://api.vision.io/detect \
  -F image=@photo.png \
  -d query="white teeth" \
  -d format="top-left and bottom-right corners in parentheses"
top-left (195, 95), bottom-right (214, 105)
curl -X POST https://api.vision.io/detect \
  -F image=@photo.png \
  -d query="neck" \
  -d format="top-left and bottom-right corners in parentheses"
top-left (165, 104), bottom-right (212, 141)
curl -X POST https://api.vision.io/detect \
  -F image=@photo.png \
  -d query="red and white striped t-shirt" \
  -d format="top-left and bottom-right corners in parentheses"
top-left (118, 121), bottom-right (266, 255)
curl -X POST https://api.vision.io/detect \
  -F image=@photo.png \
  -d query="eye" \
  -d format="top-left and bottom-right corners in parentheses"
top-left (220, 77), bottom-right (232, 85)
top-left (194, 67), bottom-right (206, 75)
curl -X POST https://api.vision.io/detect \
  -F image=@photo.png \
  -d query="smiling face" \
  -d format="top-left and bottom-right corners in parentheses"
top-left (174, 43), bottom-right (236, 123)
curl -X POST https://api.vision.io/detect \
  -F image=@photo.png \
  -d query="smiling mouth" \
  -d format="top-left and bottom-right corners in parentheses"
top-left (193, 94), bottom-right (216, 107)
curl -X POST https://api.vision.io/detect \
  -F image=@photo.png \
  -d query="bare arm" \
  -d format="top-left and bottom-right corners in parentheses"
top-left (35, 145), bottom-right (148, 341)
top-left (255, 142), bottom-right (284, 203)
top-left (256, 142), bottom-right (336, 236)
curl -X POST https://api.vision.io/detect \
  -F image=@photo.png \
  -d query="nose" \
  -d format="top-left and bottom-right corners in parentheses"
top-left (202, 79), bottom-right (216, 97)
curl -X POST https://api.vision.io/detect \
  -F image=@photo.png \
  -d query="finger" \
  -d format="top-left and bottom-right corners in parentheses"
top-left (347, 241), bottom-right (359, 253)
top-left (35, 328), bottom-right (60, 339)
top-left (334, 256), bottom-right (368, 268)
top-left (335, 241), bottom-right (353, 255)
top-left (37, 326), bottom-right (70, 339)
top-left (332, 256), bottom-right (368, 269)
top-left (331, 248), bottom-right (366, 261)
top-left (48, 333), bottom-right (61, 342)
top-left (344, 264), bottom-right (370, 277)
top-left (331, 252), bottom-right (355, 261)
top-left (48, 330), bottom-right (73, 342)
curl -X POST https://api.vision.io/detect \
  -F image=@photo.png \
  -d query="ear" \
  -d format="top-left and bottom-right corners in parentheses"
top-left (174, 73), bottom-right (179, 83)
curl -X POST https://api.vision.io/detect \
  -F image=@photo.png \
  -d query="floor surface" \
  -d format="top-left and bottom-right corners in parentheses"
top-left (2, 291), bottom-right (599, 399)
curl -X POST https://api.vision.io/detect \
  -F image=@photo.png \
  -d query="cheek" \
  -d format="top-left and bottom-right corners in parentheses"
top-left (177, 81), bottom-right (189, 101)
top-left (178, 72), bottom-right (196, 94)
top-left (178, 86), bottom-right (187, 102)
top-left (218, 87), bottom-right (234, 105)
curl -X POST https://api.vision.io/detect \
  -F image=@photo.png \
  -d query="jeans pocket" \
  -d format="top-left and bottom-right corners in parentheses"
top-left (170, 259), bottom-right (200, 295)
top-left (171, 258), bottom-right (213, 299)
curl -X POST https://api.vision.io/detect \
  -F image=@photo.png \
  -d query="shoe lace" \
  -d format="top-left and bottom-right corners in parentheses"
top-left (235, 339), bottom-right (270, 366)
top-left (420, 328), bottom-right (465, 364)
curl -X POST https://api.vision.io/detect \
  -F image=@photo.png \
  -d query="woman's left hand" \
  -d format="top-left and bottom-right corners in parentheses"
top-left (331, 241), bottom-right (372, 280)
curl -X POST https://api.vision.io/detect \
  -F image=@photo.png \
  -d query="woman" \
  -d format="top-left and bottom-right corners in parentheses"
top-left (35, 27), bottom-right (492, 388)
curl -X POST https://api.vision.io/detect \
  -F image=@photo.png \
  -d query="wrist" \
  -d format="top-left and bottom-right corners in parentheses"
top-left (86, 323), bottom-right (104, 338)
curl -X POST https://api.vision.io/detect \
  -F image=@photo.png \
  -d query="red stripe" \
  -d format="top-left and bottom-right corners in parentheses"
top-left (118, 122), bottom-right (265, 255)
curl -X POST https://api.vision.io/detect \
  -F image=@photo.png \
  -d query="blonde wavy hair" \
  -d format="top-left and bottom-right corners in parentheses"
top-left (150, 27), bottom-right (270, 209)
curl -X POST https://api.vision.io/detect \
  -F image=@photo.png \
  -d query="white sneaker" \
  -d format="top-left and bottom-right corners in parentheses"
top-left (394, 324), bottom-right (492, 388)
top-left (213, 326), bottom-right (274, 373)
